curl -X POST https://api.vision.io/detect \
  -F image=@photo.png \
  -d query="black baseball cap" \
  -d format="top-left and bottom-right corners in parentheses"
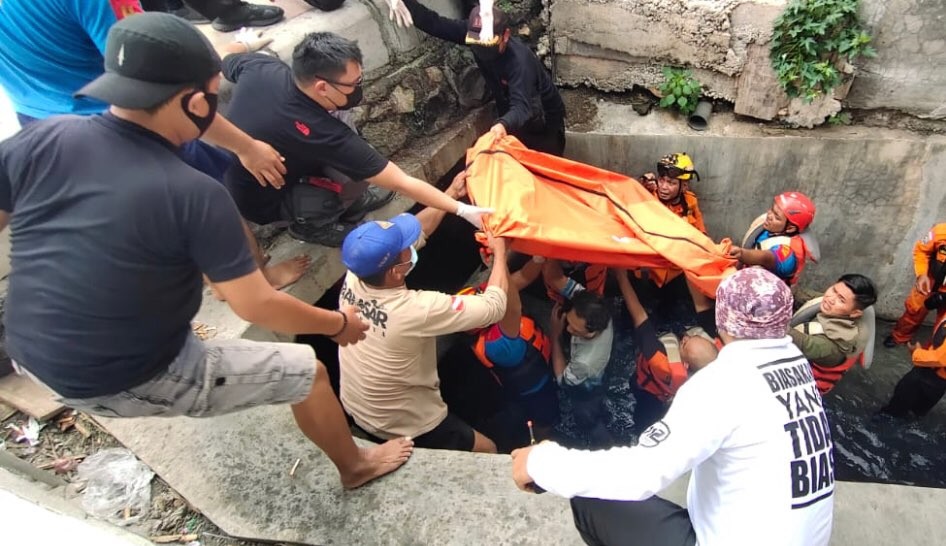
top-left (75, 13), bottom-right (221, 109)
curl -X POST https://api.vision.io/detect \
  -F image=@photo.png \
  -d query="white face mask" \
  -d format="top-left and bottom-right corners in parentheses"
top-left (407, 245), bottom-right (418, 275)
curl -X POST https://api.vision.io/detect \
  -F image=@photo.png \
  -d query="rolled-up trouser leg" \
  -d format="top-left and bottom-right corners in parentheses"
top-left (891, 286), bottom-right (932, 343)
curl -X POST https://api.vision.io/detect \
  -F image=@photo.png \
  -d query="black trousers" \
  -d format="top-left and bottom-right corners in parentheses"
top-left (140, 0), bottom-right (240, 17)
top-left (571, 496), bottom-right (697, 546)
top-left (515, 115), bottom-right (566, 157)
top-left (881, 366), bottom-right (946, 418)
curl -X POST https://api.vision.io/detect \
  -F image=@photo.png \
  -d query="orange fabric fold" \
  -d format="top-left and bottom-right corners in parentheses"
top-left (464, 134), bottom-right (736, 296)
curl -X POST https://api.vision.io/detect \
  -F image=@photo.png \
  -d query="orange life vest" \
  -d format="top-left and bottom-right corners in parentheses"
top-left (636, 351), bottom-right (688, 403)
top-left (655, 190), bottom-right (705, 234)
top-left (473, 316), bottom-right (553, 396)
top-left (810, 355), bottom-right (861, 395)
top-left (911, 315), bottom-right (946, 380)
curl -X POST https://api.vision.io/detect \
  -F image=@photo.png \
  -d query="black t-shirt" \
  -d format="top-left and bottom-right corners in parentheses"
top-left (0, 114), bottom-right (256, 398)
top-left (221, 53), bottom-right (389, 220)
top-left (404, 0), bottom-right (565, 133)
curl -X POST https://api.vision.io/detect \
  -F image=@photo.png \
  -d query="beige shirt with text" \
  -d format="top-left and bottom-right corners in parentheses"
top-left (338, 271), bottom-right (507, 439)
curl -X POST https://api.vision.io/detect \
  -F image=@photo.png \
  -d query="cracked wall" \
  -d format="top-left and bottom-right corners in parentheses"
top-left (565, 130), bottom-right (946, 318)
top-left (549, 0), bottom-right (946, 124)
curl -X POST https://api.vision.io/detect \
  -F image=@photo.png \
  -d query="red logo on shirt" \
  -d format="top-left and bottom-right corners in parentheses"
top-left (294, 121), bottom-right (311, 136)
top-left (109, 0), bottom-right (143, 20)
top-left (450, 296), bottom-right (464, 312)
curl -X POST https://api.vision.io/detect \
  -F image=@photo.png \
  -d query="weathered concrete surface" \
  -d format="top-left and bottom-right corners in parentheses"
top-left (846, 0), bottom-right (946, 119)
top-left (551, 0), bottom-right (770, 99)
top-left (551, 0), bottom-right (946, 124)
top-left (94, 403), bottom-right (946, 546)
top-left (96, 408), bottom-right (583, 545)
top-left (0, 469), bottom-right (152, 546)
top-left (194, 107), bottom-right (492, 343)
top-left (563, 109), bottom-right (946, 319)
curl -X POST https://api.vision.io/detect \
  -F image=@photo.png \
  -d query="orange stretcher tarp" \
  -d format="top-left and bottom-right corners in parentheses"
top-left (464, 134), bottom-right (736, 297)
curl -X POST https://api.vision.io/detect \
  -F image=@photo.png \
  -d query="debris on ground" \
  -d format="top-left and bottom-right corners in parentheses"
top-left (192, 321), bottom-right (217, 341)
top-left (76, 447), bottom-right (155, 525)
top-left (5, 416), bottom-right (44, 447)
top-left (1, 407), bottom-right (287, 545)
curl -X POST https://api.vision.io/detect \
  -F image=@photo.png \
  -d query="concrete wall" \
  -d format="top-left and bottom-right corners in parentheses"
top-left (549, 0), bottom-right (946, 124)
top-left (845, 0), bottom-right (946, 119)
top-left (564, 130), bottom-right (946, 319)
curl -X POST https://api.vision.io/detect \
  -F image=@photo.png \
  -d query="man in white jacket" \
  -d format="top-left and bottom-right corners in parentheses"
top-left (511, 267), bottom-right (835, 546)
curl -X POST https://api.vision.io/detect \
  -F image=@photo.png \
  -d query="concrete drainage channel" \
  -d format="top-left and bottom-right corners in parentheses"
top-left (5, 105), bottom-right (946, 545)
top-left (8, 114), bottom-right (946, 544)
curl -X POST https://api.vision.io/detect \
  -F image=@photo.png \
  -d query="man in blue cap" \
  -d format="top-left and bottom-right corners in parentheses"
top-left (337, 183), bottom-right (510, 452)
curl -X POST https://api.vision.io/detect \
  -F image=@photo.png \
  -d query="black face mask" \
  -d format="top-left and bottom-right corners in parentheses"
top-left (330, 82), bottom-right (364, 111)
top-left (180, 89), bottom-right (218, 137)
top-left (471, 44), bottom-right (502, 62)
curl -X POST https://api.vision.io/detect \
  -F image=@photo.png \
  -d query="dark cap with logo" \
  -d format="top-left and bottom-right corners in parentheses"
top-left (75, 13), bottom-right (221, 109)
top-left (464, 5), bottom-right (509, 45)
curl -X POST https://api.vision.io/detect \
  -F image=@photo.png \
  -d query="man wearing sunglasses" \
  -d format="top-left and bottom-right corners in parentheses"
top-left (222, 32), bottom-right (490, 247)
top-left (388, 0), bottom-right (567, 156)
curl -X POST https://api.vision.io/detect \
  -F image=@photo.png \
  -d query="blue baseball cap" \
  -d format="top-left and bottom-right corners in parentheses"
top-left (342, 214), bottom-right (422, 278)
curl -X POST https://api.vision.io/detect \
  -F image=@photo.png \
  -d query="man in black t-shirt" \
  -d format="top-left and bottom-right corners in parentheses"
top-left (224, 32), bottom-right (490, 247)
top-left (391, 0), bottom-right (566, 156)
top-left (0, 13), bottom-right (413, 489)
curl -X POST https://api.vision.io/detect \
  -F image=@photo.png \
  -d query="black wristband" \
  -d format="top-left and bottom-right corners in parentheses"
top-left (328, 310), bottom-right (347, 338)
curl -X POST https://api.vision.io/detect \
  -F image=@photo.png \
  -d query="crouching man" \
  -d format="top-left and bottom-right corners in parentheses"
top-left (338, 207), bottom-right (509, 452)
top-left (511, 268), bottom-right (834, 546)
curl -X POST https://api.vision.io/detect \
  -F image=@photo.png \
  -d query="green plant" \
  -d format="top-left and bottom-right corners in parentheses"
top-left (658, 67), bottom-right (702, 116)
top-left (827, 111), bottom-right (851, 125)
top-left (770, 0), bottom-right (877, 102)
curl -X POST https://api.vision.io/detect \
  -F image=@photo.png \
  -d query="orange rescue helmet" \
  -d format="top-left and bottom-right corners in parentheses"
top-left (775, 191), bottom-right (815, 232)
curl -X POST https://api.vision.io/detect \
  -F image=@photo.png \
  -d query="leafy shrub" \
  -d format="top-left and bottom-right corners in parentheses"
top-left (770, 0), bottom-right (876, 102)
top-left (658, 67), bottom-right (702, 116)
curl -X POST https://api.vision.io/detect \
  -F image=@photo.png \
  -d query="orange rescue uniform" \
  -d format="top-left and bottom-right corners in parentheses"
top-left (891, 223), bottom-right (946, 344)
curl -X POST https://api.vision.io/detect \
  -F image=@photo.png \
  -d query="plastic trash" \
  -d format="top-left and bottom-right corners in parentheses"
top-left (76, 448), bottom-right (154, 525)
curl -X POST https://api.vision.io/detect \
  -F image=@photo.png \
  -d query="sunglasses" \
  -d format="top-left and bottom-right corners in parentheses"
top-left (318, 75), bottom-right (364, 89)
top-left (657, 164), bottom-right (701, 182)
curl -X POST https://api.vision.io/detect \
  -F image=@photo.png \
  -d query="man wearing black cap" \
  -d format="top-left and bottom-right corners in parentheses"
top-left (0, 0), bottom-right (311, 289)
top-left (387, 0), bottom-right (566, 155)
top-left (0, 13), bottom-right (414, 489)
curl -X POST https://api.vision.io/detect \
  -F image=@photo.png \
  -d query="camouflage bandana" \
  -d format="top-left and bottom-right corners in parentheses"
top-left (715, 267), bottom-right (793, 339)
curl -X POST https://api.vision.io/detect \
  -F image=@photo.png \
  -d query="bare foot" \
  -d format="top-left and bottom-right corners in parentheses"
top-left (263, 254), bottom-right (312, 290)
top-left (341, 437), bottom-right (414, 489)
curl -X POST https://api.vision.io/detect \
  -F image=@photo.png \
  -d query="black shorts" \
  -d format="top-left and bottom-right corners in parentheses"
top-left (413, 412), bottom-right (476, 451)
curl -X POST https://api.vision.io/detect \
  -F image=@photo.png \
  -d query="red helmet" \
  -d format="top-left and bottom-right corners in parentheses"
top-left (775, 192), bottom-right (815, 232)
